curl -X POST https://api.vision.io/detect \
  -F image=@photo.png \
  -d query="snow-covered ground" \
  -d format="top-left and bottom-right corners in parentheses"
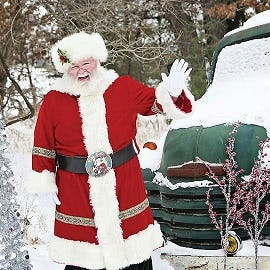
top-left (24, 239), bottom-right (270, 270)
top-left (225, 10), bottom-right (270, 36)
top-left (6, 116), bottom-right (270, 270)
top-left (4, 9), bottom-right (270, 270)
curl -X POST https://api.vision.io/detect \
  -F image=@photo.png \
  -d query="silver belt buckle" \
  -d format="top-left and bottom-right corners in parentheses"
top-left (85, 151), bottom-right (112, 177)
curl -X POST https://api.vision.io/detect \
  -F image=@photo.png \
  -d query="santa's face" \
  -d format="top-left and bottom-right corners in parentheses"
top-left (68, 57), bottom-right (98, 82)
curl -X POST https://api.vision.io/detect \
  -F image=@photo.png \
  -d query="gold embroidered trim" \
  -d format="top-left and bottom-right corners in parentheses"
top-left (119, 198), bottom-right (149, 220)
top-left (55, 211), bottom-right (95, 227)
top-left (151, 99), bottom-right (166, 115)
top-left (32, 147), bottom-right (56, 159)
top-left (55, 198), bottom-right (149, 227)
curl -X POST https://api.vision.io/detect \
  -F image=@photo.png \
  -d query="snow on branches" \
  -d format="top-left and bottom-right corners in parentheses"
top-left (236, 137), bottom-right (270, 270)
top-left (205, 122), bottom-right (246, 230)
top-left (199, 122), bottom-right (270, 270)
top-left (198, 122), bottom-right (245, 269)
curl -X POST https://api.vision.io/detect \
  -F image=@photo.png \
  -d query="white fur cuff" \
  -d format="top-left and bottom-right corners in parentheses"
top-left (26, 170), bottom-right (58, 194)
top-left (155, 82), bottom-right (195, 119)
top-left (49, 222), bottom-right (163, 270)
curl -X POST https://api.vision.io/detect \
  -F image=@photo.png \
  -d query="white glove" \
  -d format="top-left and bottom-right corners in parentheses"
top-left (37, 192), bottom-right (61, 207)
top-left (161, 59), bottom-right (192, 97)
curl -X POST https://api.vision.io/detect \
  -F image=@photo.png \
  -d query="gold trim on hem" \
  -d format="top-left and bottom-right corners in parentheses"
top-left (55, 198), bottom-right (149, 227)
top-left (32, 147), bottom-right (56, 159)
top-left (55, 212), bottom-right (95, 227)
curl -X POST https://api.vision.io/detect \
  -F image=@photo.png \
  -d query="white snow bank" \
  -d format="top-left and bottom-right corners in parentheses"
top-left (6, 119), bottom-right (35, 153)
top-left (7, 66), bottom-right (54, 93)
top-left (168, 160), bottom-right (223, 168)
top-left (140, 34), bottom-right (270, 171)
top-left (25, 239), bottom-right (270, 270)
top-left (159, 240), bottom-right (270, 257)
top-left (171, 36), bottom-right (270, 134)
top-left (171, 74), bottom-right (270, 132)
top-left (138, 131), bottom-right (167, 171)
top-left (153, 172), bottom-right (213, 190)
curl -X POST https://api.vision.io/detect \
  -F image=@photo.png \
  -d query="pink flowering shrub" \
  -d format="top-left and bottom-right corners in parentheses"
top-left (199, 122), bottom-right (245, 269)
top-left (236, 137), bottom-right (270, 269)
top-left (200, 122), bottom-right (270, 270)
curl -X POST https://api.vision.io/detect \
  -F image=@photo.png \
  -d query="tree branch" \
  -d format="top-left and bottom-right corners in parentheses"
top-left (0, 51), bottom-right (35, 126)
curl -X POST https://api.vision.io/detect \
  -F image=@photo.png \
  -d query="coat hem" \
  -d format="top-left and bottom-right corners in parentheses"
top-left (49, 221), bottom-right (163, 270)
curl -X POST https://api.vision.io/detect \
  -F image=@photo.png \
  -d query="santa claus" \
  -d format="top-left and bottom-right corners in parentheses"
top-left (27, 32), bottom-right (195, 270)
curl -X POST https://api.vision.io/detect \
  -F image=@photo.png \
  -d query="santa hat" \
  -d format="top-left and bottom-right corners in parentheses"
top-left (51, 32), bottom-right (108, 73)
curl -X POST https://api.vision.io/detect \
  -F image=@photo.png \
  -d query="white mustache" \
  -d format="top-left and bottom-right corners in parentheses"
top-left (77, 72), bottom-right (90, 78)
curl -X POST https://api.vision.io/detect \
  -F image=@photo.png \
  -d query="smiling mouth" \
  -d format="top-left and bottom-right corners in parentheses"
top-left (77, 73), bottom-right (90, 81)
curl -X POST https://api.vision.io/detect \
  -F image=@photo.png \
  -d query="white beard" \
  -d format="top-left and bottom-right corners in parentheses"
top-left (52, 65), bottom-right (119, 97)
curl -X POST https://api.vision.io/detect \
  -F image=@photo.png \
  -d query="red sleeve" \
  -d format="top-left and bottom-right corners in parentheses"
top-left (125, 76), bottom-right (195, 119)
top-left (173, 90), bottom-right (192, 113)
top-left (26, 91), bottom-right (58, 194)
top-left (125, 76), bottom-right (158, 116)
top-left (32, 92), bottom-right (56, 173)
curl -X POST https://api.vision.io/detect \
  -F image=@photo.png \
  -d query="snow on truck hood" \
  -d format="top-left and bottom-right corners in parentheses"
top-left (171, 36), bottom-right (270, 134)
top-left (139, 29), bottom-right (270, 171)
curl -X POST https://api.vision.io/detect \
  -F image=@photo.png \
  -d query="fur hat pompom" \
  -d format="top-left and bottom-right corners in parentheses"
top-left (51, 32), bottom-right (108, 73)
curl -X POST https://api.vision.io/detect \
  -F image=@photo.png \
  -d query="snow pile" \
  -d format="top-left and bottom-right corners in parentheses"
top-left (225, 10), bottom-right (270, 36)
top-left (153, 172), bottom-right (213, 190)
top-left (138, 131), bottom-right (167, 171)
top-left (140, 24), bottom-right (270, 172)
top-left (25, 239), bottom-right (270, 270)
top-left (168, 160), bottom-right (223, 168)
top-left (213, 38), bottom-right (270, 82)
top-left (155, 240), bottom-right (270, 257)
top-left (7, 66), bottom-right (54, 94)
top-left (6, 119), bottom-right (35, 153)
top-left (170, 74), bottom-right (270, 131)
top-left (171, 36), bottom-right (270, 133)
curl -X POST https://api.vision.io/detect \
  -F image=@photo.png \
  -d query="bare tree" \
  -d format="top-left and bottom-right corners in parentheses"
top-left (0, 0), bottom-right (59, 125)
top-left (207, 0), bottom-right (270, 32)
top-left (3, 1), bottom-right (267, 126)
top-left (39, 0), bottom-right (185, 81)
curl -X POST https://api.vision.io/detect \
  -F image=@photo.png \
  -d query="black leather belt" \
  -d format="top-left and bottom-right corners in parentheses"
top-left (56, 143), bottom-right (136, 174)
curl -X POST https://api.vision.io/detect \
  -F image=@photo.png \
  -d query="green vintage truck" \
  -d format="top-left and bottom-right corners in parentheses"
top-left (140, 16), bottom-right (270, 250)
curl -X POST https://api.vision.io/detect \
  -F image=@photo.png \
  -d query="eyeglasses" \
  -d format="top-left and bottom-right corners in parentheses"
top-left (70, 62), bottom-right (95, 72)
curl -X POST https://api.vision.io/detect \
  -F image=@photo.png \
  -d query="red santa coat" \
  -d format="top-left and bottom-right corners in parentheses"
top-left (28, 67), bottom-right (195, 270)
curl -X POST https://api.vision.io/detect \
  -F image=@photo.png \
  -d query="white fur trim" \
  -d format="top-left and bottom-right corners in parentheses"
top-left (49, 222), bottom-right (163, 270)
top-left (52, 66), bottom-right (118, 97)
top-left (51, 32), bottom-right (108, 73)
top-left (26, 170), bottom-right (57, 193)
top-left (52, 71), bottom-right (163, 269)
top-left (155, 82), bottom-right (195, 119)
top-left (122, 222), bottom-right (163, 266)
top-left (78, 89), bottom-right (128, 268)
top-left (88, 171), bottom-right (127, 269)
top-left (49, 236), bottom-right (104, 269)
